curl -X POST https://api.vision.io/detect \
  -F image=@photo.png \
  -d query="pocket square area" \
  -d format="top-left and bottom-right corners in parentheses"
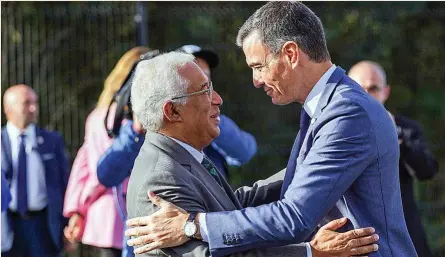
top-left (42, 153), bottom-right (55, 160)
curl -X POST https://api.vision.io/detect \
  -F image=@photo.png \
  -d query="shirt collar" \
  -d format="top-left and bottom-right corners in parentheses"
top-left (169, 137), bottom-right (204, 163)
top-left (304, 64), bottom-right (337, 118)
top-left (6, 122), bottom-right (36, 140)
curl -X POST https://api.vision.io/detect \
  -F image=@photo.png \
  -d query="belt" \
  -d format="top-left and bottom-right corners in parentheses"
top-left (10, 208), bottom-right (47, 219)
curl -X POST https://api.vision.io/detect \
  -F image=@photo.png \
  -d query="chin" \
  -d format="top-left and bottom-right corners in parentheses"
top-left (211, 127), bottom-right (221, 139)
top-left (271, 97), bottom-right (290, 106)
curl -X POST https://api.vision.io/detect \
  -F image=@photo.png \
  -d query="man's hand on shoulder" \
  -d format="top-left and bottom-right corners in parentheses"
top-left (125, 191), bottom-right (191, 254)
top-left (310, 217), bottom-right (379, 257)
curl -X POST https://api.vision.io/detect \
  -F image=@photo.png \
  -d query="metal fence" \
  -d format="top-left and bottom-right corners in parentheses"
top-left (1, 2), bottom-right (138, 158)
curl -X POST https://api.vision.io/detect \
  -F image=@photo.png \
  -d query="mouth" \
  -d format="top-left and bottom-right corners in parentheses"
top-left (265, 88), bottom-right (273, 96)
top-left (210, 111), bottom-right (220, 122)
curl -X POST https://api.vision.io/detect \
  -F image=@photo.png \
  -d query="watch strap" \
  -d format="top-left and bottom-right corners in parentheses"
top-left (187, 213), bottom-right (197, 222)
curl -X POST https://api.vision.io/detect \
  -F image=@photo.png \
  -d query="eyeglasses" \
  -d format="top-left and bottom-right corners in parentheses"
top-left (171, 81), bottom-right (213, 101)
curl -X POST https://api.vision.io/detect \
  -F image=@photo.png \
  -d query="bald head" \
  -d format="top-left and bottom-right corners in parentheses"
top-left (348, 61), bottom-right (390, 104)
top-left (3, 84), bottom-right (39, 130)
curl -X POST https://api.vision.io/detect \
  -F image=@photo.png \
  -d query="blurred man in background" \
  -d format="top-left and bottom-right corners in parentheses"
top-left (348, 60), bottom-right (439, 257)
top-left (1, 84), bottom-right (70, 257)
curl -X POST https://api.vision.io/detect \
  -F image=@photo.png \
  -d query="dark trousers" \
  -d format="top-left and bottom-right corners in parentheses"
top-left (3, 209), bottom-right (60, 257)
top-left (79, 244), bottom-right (122, 257)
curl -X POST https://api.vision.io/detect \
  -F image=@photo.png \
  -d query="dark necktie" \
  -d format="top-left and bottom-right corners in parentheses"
top-left (280, 108), bottom-right (311, 198)
top-left (201, 157), bottom-right (223, 186)
top-left (17, 134), bottom-right (28, 215)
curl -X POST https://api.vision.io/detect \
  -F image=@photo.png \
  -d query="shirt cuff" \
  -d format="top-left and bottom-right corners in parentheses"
top-left (198, 213), bottom-right (209, 242)
top-left (305, 242), bottom-right (313, 257)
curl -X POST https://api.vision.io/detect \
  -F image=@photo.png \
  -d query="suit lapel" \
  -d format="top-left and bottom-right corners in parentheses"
top-left (34, 127), bottom-right (50, 183)
top-left (312, 67), bottom-right (346, 120)
top-left (301, 66), bottom-right (346, 154)
top-left (1, 128), bottom-right (13, 182)
top-left (145, 132), bottom-right (237, 210)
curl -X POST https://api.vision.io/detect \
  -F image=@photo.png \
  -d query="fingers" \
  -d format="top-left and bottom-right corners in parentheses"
top-left (133, 241), bottom-right (163, 255)
top-left (344, 227), bottom-right (376, 240)
top-left (125, 225), bottom-right (152, 238)
top-left (350, 243), bottom-right (379, 255)
top-left (320, 217), bottom-right (348, 231)
top-left (347, 234), bottom-right (379, 248)
top-left (126, 216), bottom-right (150, 227)
top-left (127, 235), bottom-right (153, 247)
top-left (148, 191), bottom-right (168, 208)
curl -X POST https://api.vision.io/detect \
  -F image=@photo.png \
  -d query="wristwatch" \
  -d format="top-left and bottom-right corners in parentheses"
top-left (184, 213), bottom-right (198, 239)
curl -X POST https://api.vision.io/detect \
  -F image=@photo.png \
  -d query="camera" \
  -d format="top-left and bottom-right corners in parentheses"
top-left (104, 49), bottom-right (161, 138)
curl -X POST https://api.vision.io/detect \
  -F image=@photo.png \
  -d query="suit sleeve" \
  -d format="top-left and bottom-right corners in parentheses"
top-left (97, 121), bottom-right (144, 188)
top-left (234, 168), bottom-right (285, 208)
top-left (204, 101), bottom-right (377, 257)
top-left (130, 164), bottom-right (307, 257)
top-left (398, 118), bottom-right (438, 180)
top-left (1, 169), bottom-right (11, 212)
top-left (55, 133), bottom-right (70, 192)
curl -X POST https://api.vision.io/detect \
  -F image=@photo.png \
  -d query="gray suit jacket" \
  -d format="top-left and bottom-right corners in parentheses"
top-left (127, 131), bottom-right (308, 257)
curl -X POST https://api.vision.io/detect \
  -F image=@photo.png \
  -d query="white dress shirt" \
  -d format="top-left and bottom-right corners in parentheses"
top-left (169, 137), bottom-right (204, 163)
top-left (6, 122), bottom-right (48, 211)
top-left (198, 64), bottom-right (338, 257)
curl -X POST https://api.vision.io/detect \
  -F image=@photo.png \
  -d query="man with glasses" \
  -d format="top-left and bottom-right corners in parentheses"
top-left (97, 45), bottom-right (258, 257)
top-left (125, 51), bottom-right (379, 257)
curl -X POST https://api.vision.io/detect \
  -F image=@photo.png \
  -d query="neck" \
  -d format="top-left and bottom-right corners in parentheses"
top-left (296, 61), bottom-right (333, 104)
top-left (159, 127), bottom-right (205, 151)
top-left (8, 120), bottom-right (30, 132)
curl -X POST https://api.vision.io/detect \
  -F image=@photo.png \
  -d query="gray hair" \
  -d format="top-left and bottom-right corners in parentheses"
top-left (236, 1), bottom-right (330, 63)
top-left (131, 51), bottom-right (195, 132)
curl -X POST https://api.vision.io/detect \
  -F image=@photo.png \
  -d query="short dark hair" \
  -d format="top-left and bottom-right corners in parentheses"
top-left (236, 1), bottom-right (330, 63)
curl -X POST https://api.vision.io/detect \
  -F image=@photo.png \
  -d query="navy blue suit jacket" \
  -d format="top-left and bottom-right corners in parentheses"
top-left (204, 67), bottom-right (417, 257)
top-left (1, 126), bottom-right (69, 250)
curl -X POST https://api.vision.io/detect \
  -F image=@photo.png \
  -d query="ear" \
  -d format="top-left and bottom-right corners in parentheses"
top-left (282, 41), bottom-right (299, 68)
top-left (383, 85), bottom-right (391, 103)
top-left (163, 101), bottom-right (182, 122)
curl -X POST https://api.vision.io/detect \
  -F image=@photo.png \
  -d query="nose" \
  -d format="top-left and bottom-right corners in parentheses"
top-left (252, 71), bottom-right (264, 88)
top-left (211, 90), bottom-right (223, 106)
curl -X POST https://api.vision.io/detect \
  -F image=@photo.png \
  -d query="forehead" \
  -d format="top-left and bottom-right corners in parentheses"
top-left (242, 33), bottom-right (270, 66)
top-left (351, 67), bottom-right (385, 88)
top-left (11, 88), bottom-right (38, 103)
top-left (179, 62), bottom-right (208, 90)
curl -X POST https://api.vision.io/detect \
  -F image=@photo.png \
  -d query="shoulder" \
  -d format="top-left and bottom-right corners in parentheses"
top-left (37, 127), bottom-right (64, 142)
top-left (395, 115), bottom-right (422, 131)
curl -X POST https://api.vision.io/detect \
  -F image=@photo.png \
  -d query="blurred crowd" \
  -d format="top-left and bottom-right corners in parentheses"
top-left (1, 39), bottom-right (439, 257)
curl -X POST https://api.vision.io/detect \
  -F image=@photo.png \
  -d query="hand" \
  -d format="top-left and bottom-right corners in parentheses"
top-left (310, 217), bottom-right (379, 257)
top-left (132, 114), bottom-right (144, 134)
top-left (125, 191), bottom-right (190, 255)
top-left (63, 213), bottom-right (85, 244)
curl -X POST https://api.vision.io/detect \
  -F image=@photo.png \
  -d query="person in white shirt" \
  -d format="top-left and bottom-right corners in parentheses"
top-left (1, 84), bottom-right (70, 257)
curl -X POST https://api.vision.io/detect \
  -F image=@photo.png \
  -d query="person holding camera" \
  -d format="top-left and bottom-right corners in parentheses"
top-left (62, 46), bottom-right (150, 257)
top-left (348, 60), bottom-right (439, 257)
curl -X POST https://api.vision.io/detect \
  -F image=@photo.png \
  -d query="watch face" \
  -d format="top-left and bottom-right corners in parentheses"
top-left (184, 222), bottom-right (197, 237)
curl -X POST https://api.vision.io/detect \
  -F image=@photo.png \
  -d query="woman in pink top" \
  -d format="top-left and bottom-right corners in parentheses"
top-left (63, 46), bottom-right (149, 257)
